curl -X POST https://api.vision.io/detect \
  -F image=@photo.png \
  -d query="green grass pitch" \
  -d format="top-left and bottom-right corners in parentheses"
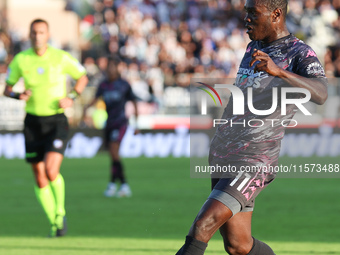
top-left (1, 154), bottom-right (340, 254)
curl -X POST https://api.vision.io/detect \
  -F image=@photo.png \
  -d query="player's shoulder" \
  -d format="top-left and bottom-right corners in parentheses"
top-left (288, 37), bottom-right (308, 50)
top-left (287, 36), bottom-right (318, 58)
top-left (286, 36), bottom-right (325, 77)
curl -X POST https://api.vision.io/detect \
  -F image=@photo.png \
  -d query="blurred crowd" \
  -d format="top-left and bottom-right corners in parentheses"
top-left (1, 0), bottom-right (340, 117)
top-left (70, 0), bottom-right (340, 104)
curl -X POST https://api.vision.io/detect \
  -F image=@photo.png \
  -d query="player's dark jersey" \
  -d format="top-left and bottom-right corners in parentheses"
top-left (209, 34), bottom-right (327, 168)
top-left (95, 78), bottom-right (136, 128)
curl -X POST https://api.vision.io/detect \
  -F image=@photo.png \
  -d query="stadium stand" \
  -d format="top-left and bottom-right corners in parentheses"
top-left (1, 0), bottom-right (340, 130)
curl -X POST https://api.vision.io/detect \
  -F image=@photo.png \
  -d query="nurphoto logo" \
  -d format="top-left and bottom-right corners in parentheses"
top-left (197, 82), bottom-right (312, 128)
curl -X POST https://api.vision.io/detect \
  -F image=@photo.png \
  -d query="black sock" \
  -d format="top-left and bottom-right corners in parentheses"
top-left (247, 237), bottom-right (275, 255)
top-left (111, 161), bottom-right (126, 184)
top-left (176, 236), bottom-right (207, 255)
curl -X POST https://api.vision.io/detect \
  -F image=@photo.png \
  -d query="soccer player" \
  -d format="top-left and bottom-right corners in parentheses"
top-left (176, 0), bottom-right (328, 254)
top-left (85, 56), bottom-right (138, 198)
top-left (4, 19), bottom-right (88, 237)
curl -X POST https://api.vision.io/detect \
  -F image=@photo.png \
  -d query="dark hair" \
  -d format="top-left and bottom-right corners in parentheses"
top-left (261, 0), bottom-right (288, 17)
top-left (30, 19), bottom-right (49, 30)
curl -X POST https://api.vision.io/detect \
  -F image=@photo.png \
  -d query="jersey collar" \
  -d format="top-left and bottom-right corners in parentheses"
top-left (32, 45), bottom-right (51, 58)
top-left (260, 34), bottom-right (294, 48)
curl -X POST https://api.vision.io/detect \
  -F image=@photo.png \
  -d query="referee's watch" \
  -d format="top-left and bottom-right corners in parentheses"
top-left (9, 91), bottom-right (21, 99)
top-left (68, 90), bottom-right (79, 100)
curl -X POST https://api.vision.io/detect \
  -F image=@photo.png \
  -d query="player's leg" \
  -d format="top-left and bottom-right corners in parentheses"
top-left (188, 199), bottom-right (233, 242)
top-left (24, 114), bottom-right (57, 235)
top-left (219, 211), bottom-right (275, 255)
top-left (45, 151), bottom-right (67, 236)
top-left (45, 152), bottom-right (65, 212)
top-left (103, 139), bottom-right (120, 197)
top-left (109, 141), bottom-right (131, 197)
top-left (104, 124), bottom-right (130, 197)
top-left (177, 167), bottom-right (276, 254)
top-left (109, 141), bottom-right (125, 183)
top-left (176, 198), bottom-right (233, 255)
top-left (44, 114), bottom-right (69, 236)
top-left (213, 170), bottom-right (276, 255)
top-left (219, 211), bottom-right (253, 254)
top-left (31, 161), bottom-right (57, 235)
top-left (45, 151), bottom-right (63, 181)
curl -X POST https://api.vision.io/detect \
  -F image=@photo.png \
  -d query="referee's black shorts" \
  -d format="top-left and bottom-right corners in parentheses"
top-left (24, 113), bottom-right (69, 163)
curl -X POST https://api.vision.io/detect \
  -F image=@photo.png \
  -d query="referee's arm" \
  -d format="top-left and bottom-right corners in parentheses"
top-left (4, 84), bottom-right (31, 101)
top-left (59, 75), bottom-right (88, 109)
top-left (73, 74), bottom-right (88, 95)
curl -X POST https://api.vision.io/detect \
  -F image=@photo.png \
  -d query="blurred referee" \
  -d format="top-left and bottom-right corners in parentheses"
top-left (4, 19), bottom-right (88, 237)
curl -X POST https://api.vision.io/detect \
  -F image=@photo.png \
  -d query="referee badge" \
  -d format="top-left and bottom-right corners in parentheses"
top-left (37, 67), bottom-right (45, 74)
top-left (53, 139), bottom-right (63, 149)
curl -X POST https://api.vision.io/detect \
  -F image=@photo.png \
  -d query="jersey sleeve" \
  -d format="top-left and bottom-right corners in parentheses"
top-left (6, 54), bottom-right (22, 86)
top-left (62, 52), bottom-right (87, 79)
top-left (294, 46), bottom-right (326, 78)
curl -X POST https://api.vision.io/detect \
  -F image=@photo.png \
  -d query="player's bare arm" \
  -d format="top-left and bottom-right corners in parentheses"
top-left (59, 74), bottom-right (89, 109)
top-left (250, 49), bottom-right (328, 105)
top-left (132, 100), bottom-right (140, 135)
top-left (4, 85), bottom-right (32, 101)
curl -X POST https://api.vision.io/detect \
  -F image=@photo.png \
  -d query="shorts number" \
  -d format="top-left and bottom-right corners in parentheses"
top-left (230, 171), bottom-right (251, 191)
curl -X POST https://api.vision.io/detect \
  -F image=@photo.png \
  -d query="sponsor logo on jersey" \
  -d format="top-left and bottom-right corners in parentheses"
top-left (104, 91), bottom-right (121, 101)
top-left (236, 69), bottom-right (267, 88)
top-left (268, 49), bottom-right (283, 58)
top-left (306, 50), bottom-right (317, 58)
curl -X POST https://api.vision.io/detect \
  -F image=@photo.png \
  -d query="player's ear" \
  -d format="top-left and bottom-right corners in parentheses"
top-left (272, 8), bottom-right (282, 22)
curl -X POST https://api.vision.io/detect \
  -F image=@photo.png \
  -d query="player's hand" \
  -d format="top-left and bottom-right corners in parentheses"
top-left (19, 90), bottom-right (32, 101)
top-left (59, 97), bottom-right (74, 109)
top-left (249, 49), bottom-right (282, 76)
